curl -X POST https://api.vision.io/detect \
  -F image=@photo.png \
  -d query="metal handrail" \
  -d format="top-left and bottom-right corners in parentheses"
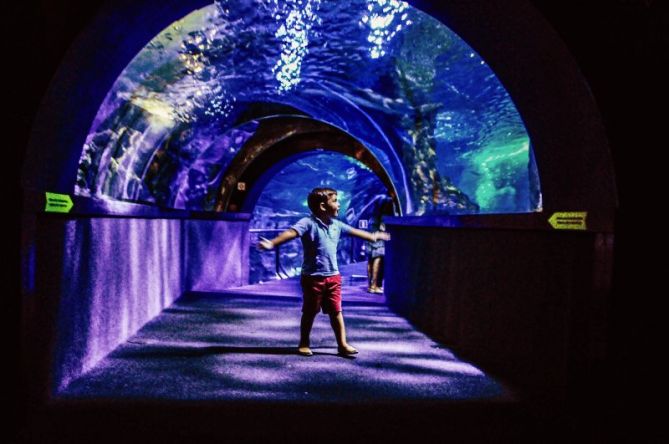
top-left (250, 227), bottom-right (364, 280)
top-left (250, 228), bottom-right (293, 279)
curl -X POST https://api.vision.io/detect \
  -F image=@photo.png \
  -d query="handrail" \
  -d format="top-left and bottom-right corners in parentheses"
top-left (250, 227), bottom-right (364, 281)
top-left (250, 228), bottom-right (293, 279)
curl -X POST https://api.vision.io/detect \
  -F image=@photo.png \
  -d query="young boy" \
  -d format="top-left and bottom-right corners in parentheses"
top-left (258, 187), bottom-right (390, 356)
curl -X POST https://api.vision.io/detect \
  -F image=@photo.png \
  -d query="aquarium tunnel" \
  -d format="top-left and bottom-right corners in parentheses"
top-left (21, 0), bottom-right (616, 432)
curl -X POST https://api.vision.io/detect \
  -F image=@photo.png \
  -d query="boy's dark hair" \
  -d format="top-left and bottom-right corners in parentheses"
top-left (308, 187), bottom-right (337, 214)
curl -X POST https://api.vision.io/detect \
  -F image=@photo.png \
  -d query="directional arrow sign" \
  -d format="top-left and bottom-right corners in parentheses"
top-left (548, 211), bottom-right (587, 230)
top-left (45, 192), bottom-right (74, 213)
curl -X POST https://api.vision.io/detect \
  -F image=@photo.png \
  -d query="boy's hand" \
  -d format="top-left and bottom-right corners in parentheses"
top-left (374, 231), bottom-right (391, 242)
top-left (258, 237), bottom-right (274, 251)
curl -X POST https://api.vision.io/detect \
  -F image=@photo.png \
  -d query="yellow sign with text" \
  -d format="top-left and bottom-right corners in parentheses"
top-left (548, 212), bottom-right (587, 230)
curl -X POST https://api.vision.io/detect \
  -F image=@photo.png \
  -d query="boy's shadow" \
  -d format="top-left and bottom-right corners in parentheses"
top-left (120, 343), bottom-right (355, 358)
top-left (311, 349), bottom-right (357, 359)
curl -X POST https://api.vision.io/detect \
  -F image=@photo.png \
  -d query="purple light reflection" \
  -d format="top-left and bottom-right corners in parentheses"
top-left (56, 218), bottom-right (183, 391)
top-left (53, 217), bottom-right (250, 393)
top-left (59, 293), bottom-right (509, 402)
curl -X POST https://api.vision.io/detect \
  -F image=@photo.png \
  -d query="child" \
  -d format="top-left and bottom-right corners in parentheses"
top-left (258, 187), bottom-right (390, 356)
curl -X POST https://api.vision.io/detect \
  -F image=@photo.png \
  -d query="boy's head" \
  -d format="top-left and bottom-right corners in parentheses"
top-left (308, 187), bottom-right (339, 217)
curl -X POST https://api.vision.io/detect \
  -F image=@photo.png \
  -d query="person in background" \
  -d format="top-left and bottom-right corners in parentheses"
top-left (367, 195), bottom-right (395, 294)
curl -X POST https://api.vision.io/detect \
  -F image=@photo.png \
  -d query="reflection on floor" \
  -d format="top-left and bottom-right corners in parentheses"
top-left (26, 262), bottom-right (544, 442)
top-left (59, 296), bottom-right (509, 402)
top-left (59, 263), bottom-right (513, 403)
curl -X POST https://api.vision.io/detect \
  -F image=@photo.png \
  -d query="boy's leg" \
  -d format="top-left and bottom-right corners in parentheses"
top-left (299, 312), bottom-right (317, 353)
top-left (299, 275), bottom-right (323, 356)
top-left (328, 312), bottom-right (357, 354)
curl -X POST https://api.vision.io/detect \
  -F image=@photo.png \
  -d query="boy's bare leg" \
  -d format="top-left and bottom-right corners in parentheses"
top-left (329, 312), bottom-right (358, 354)
top-left (299, 312), bottom-right (317, 355)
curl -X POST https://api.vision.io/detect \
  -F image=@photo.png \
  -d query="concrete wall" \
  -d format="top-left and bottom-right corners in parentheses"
top-left (21, 214), bottom-right (249, 396)
top-left (384, 221), bottom-right (613, 400)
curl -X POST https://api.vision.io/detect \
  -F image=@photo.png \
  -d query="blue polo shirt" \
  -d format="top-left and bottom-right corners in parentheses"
top-left (291, 215), bottom-right (354, 277)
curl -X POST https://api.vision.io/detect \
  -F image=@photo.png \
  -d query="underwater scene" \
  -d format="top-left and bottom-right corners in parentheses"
top-left (250, 152), bottom-right (387, 283)
top-left (74, 0), bottom-right (541, 283)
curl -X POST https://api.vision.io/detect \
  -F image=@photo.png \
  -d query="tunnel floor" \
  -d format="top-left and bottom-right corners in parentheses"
top-left (17, 264), bottom-right (564, 442)
top-left (29, 263), bottom-right (548, 442)
top-left (59, 263), bottom-right (514, 403)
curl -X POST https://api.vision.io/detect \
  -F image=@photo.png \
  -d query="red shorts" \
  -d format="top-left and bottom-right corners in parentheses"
top-left (300, 274), bottom-right (342, 314)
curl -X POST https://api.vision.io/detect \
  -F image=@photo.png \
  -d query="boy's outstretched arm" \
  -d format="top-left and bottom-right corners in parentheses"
top-left (258, 228), bottom-right (299, 250)
top-left (348, 227), bottom-right (391, 242)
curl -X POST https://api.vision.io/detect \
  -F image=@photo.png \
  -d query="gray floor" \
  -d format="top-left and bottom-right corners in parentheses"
top-left (59, 263), bottom-right (514, 404)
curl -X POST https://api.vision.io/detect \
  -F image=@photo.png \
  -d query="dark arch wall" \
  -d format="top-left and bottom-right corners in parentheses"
top-left (214, 116), bottom-right (400, 213)
top-left (23, 0), bottom-right (616, 217)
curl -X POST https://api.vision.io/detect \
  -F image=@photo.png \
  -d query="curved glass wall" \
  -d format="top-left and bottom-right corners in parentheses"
top-left (76, 0), bottom-right (540, 215)
top-left (250, 151), bottom-right (386, 283)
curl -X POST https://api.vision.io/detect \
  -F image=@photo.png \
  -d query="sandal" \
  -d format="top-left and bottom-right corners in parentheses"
top-left (337, 345), bottom-right (358, 355)
top-left (297, 346), bottom-right (313, 356)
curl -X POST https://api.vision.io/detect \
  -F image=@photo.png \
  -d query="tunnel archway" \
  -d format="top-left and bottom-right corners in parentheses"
top-left (246, 148), bottom-right (390, 283)
top-left (210, 115), bottom-right (401, 284)
top-left (215, 116), bottom-right (400, 214)
top-left (23, 0), bottom-right (614, 218)
top-left (22, 0), bottom-right (616, 218)
top-left (21, 0), bottom-right (618, 413)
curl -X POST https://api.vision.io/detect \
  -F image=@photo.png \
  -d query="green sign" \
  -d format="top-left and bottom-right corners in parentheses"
top-left (548, 211), bottom-right (587, 230)
top-left (45, 192), bottom-right (73, 213)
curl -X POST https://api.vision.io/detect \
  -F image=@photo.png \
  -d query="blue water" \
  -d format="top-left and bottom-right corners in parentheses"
top-left (249, 152), bottom-right (386, 283)
top-left (76, 0), bottom-right (540, 215)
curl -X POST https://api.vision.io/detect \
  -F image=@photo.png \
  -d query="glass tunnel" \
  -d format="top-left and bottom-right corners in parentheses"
top-left (75, 0), bottom-right (540, 219)
top-left (20, 1), bottom-right (618, 435)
